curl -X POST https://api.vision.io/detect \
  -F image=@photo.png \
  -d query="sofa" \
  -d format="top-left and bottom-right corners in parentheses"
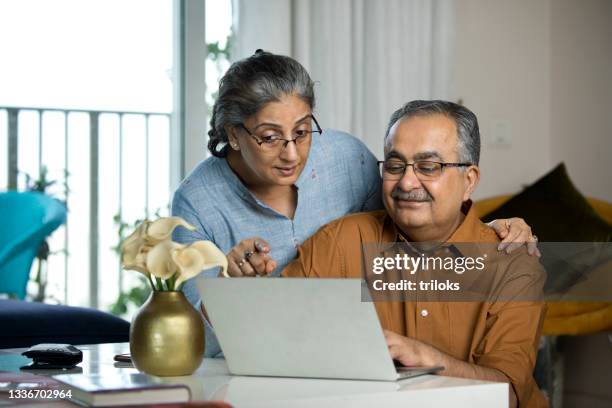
top-left (0, 299), bottom-right (129, 349)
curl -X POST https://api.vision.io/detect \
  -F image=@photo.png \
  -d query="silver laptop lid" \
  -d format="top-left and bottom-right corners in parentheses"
top-left (198, 278), bottom-right (399, 381)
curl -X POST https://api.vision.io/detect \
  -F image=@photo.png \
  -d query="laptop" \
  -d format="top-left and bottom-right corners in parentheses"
top-left (197, 278), bottom-right (443, 381)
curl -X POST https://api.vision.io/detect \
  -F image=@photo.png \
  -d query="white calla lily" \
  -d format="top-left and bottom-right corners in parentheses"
top-left (172, 240), bottom-right (228, 288)
top-left (125, 247), bottom-right (150, 274)
top-left (145, 217), bottom-right (196, 245)
top-left (146, 240), bottom-right (184, 280)
top-left (121, 221), bottom-right (150, 274)
top-left (121, 216), bottom-right (227, 292)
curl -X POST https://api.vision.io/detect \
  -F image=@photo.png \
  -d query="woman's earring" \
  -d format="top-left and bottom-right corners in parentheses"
top-left (230, 142), bottom-right (239, 150)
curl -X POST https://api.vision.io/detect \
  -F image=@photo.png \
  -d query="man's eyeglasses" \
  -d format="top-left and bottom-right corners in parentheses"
top-left (377, 160), bottom-right (472, 181)
top-left (239, 115), bottom-right (322, 153)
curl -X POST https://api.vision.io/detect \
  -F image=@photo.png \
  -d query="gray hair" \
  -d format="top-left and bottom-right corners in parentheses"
top-left (384, 100), bottom-right (480, 165)
top-left (208, 50), bottom-right (315, 157)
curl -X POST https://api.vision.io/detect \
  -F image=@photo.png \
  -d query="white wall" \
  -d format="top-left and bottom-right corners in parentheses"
top-left (549, 0), bottom-right (612, 202)
top-left (453, 0), bottom-right (552, 200)
top-left (453, 0), bottom-right (612, 202)
top-left (231, 0), bottom-right (292, 60)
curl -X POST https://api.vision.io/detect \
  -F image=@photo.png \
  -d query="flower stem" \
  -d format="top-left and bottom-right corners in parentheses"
top-left (146, 274), bottom-right (156, 291)
top-left (168, 274), bottom-right (177, 291)
top-left (155, 277), bottom-right (164, 291)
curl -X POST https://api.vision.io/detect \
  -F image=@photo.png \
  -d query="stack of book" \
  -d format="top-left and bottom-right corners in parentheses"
top-left (0, 370), bottom-right (191, 407)
top-left (53, 372), bottom-right (191, 407)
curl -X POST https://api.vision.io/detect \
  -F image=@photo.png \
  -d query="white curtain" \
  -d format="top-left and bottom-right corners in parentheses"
top-left (232, 0), bottom-right (455, 158)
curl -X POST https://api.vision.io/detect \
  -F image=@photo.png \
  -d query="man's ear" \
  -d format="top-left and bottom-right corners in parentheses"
top-left (463, 165), bottom-right (480, 201)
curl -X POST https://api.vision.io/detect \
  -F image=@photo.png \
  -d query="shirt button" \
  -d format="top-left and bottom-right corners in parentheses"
top-left (420, 309), bottom-right (429, 318)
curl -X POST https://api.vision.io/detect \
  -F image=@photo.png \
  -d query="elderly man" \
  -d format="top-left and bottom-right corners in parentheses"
top-left (282, 100), bottom-right (547, 408)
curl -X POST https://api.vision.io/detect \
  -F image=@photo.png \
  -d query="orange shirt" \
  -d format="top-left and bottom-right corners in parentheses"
top-left (283, 203), bottom-right (548, 408)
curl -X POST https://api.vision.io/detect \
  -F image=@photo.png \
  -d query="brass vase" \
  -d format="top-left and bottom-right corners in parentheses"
top-left (130, 291), bottom-right (205, 376)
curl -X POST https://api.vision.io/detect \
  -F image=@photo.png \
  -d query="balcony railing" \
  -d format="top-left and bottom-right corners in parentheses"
top-left (0, 106), bottom-right (172, 310)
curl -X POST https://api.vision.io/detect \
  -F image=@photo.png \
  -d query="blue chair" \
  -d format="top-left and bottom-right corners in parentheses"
top-left (0, 191), bottom-right (66, 299)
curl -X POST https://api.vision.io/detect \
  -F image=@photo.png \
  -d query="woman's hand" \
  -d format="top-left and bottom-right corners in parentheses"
top-left (224, 237), bottom-right (277, 277)
top-left (489, 218), bottom-right (541, 257)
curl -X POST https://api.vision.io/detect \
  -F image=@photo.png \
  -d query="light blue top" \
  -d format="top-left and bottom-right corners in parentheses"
top-left (171, 129), bottom-right (382, 357)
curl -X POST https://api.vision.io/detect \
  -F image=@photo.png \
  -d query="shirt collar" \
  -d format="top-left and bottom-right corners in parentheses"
top-left (386, 200), bottom-right (485, 246)
top-left (447, 200), bottom-right (483, 244)
top-left (217, 157), bottom-right (257, 203)
top-left (217, 151), bottom-right (314, 217)
top-left (381, 201), bottom-right (496, 296)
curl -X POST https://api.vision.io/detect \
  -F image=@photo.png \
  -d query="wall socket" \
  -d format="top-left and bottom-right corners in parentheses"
top-left (489, 120), bottom-right (512, 147)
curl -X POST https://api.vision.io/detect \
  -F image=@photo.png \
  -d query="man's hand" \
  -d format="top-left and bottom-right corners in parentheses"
top-left (384, 329), bottom-right (517, 407)
top-left (224, 237), bottom-right (277, 277)
top-left (489, 218), bottom-right (541, 257)
top-left (384, 330), bottom-right (438, 367)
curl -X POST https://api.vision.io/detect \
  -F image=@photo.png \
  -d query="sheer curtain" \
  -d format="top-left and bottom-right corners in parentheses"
top-left (232, 0), bottom-right (455, 158)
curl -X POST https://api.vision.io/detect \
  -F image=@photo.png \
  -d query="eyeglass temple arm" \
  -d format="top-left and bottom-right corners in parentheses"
top-left (311, 115), bottom-right (323, 133)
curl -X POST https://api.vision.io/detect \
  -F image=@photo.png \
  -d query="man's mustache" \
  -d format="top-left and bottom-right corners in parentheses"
top-left (391, 188), bottom-right (432, 202)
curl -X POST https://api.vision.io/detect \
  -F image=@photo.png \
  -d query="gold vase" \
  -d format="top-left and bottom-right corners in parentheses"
top-left (130, 291), bottom-right (205, 376)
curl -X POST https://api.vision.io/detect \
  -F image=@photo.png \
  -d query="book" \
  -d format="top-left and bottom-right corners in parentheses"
top-left (52, 372), bottom-right (191, 407)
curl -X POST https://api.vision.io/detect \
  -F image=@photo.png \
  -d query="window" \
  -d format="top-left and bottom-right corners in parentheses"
top-left (205, 0), bottom-right (233, 116)
top-left (0, 0), bottom-right (173, 312)
top-left (1, 0), bottom-right (234, 317)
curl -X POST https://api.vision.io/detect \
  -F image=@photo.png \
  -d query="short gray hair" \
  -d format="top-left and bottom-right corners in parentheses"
top-left (384, 100), bottom-right (480, 165)
top-left (208, 50), bottom-right (315, 157)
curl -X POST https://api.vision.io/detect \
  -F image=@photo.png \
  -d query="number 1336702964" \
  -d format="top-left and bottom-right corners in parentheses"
top-left (8, 388), bottom-right (72, 399)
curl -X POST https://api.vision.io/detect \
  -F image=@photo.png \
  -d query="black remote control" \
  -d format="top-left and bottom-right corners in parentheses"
top-left (21, 343), bottom-right (83, 369)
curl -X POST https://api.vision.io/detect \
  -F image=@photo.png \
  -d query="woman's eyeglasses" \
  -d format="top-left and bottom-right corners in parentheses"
top-left (238, 115), bottom-right (322, 153)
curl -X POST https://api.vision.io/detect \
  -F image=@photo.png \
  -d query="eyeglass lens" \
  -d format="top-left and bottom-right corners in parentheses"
top-left (380, 161), bottom-right (443, 180)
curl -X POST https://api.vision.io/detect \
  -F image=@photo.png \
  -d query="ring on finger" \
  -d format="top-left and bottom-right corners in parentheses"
top-left (237, 258), bottom-right (246, 268)
top-left (244, 250), bottom-right (254, 260)
top-left (532, 234), bottom-right (538, 242)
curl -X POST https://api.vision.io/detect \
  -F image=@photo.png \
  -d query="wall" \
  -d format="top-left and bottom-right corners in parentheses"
top-left (454, 0), bottom-right (612, 202)
top-left (231, 0), bottom-right (292, 60)
top-left (549, 0), bottom-right (612, 202)
top-left (452, 0), bottom-right (552, 200)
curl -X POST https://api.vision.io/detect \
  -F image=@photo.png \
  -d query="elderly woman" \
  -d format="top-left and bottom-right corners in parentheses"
top-left (172, 51), bottom-right (538, 357)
